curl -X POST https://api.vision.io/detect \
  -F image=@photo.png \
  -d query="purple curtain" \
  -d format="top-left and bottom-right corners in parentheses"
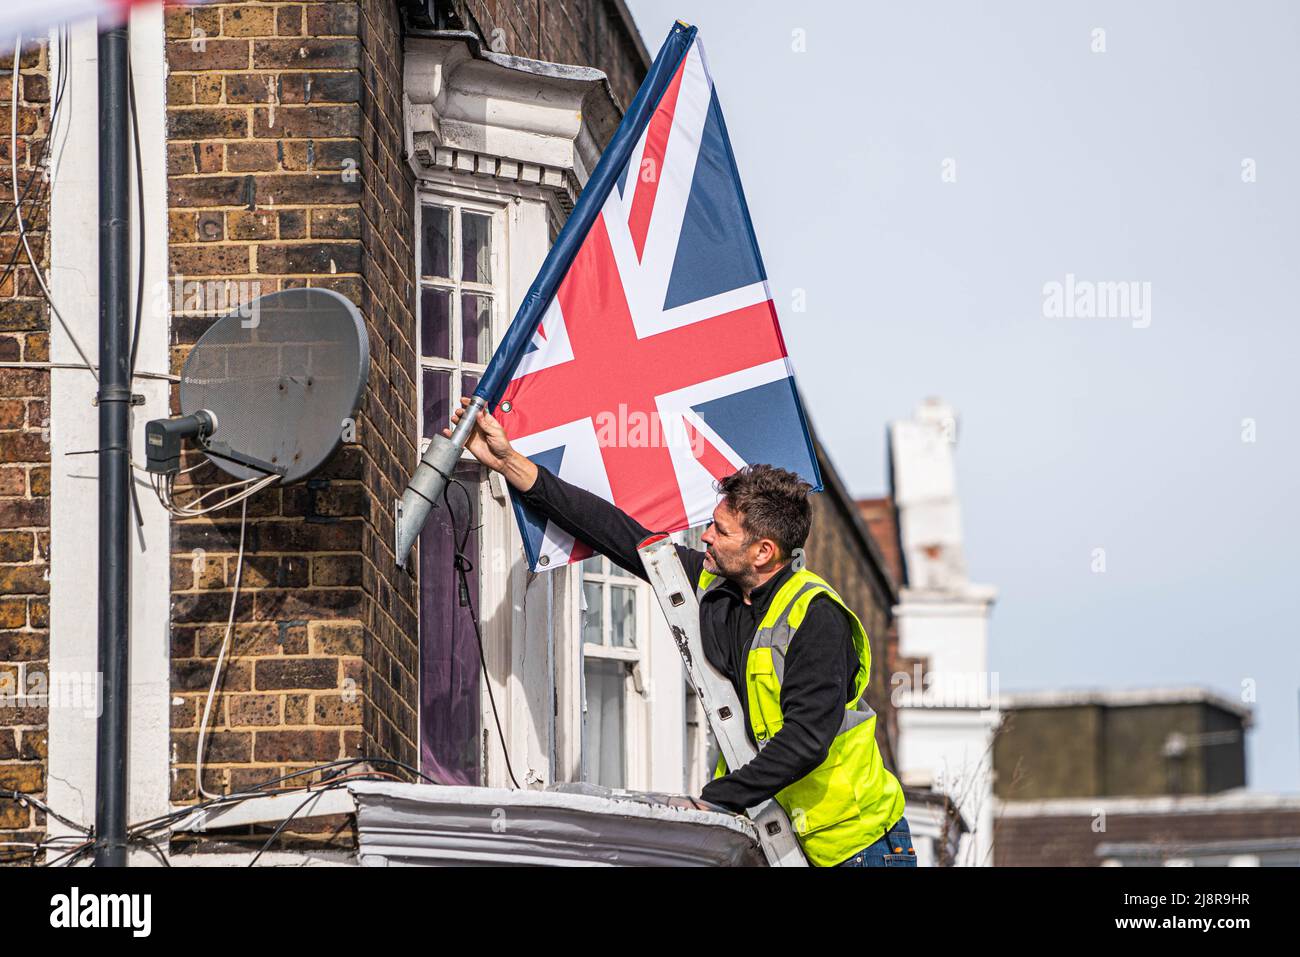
top-left (419, 463), bottom-right (483, 785)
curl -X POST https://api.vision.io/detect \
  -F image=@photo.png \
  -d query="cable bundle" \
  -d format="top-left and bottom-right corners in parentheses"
top-left (149, 468), bottom-right (280, 519)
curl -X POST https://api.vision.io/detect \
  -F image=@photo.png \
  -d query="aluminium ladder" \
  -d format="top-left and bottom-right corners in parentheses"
top-left (636, 534), bottom-right (808, 867)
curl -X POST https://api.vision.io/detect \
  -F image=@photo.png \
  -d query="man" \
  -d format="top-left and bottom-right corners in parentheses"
top-left (443, 398), bottom-right (913, 867)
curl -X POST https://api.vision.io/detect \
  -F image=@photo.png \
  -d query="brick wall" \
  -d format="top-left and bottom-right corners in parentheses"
top-left (0, 39), bottom-right (52, 863)
top-left (164, 0), bottom-right (417, 850)
top-left (803, 441), bottom-right (900, 769)
top-left (354, 0), bottom-right (421, 781)
top-left (994, 702), bottom-right (1249, 802)
top-left (445, 0), bottom-right (647, 108)
top-left (855, 494), bottom-right (921, 741)
top-left (995, 807), bottom-right (1300, 867)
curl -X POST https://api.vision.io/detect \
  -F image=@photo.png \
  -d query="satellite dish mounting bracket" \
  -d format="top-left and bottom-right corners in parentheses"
top-left (200, 441), bottom-right (290, 478)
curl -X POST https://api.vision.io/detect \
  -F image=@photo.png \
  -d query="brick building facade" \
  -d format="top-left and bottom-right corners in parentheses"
top-left (804, 438), bottom-right (899, 769)
top-left (1, 1), bottom-right (902, 864)
top-left (163, 0), bottom-right (424, 833)
top-left (0, 38), bottom-right (52, 857)
top-left (990, 688), bottom-right (1291, 866)
top-left (161, 0), bottom-right (649, 851)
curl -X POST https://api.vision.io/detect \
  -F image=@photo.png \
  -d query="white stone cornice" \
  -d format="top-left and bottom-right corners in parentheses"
top-left (403, 30), bottom-right (622, 208)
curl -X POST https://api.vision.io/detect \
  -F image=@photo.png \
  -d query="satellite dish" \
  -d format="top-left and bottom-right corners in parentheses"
top-left (148, 288), bottom-right (368, 485)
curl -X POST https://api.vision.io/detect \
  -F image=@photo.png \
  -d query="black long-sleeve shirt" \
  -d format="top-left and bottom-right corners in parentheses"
top-left (517, 465), bottom-right (860, 813)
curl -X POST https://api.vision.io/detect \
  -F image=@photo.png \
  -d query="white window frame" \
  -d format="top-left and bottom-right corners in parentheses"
top-left (673, 526), bottom-right (712, 792)
top-left (402, 24), bottom-right (628, 792)
top-left (414, 183), bottom-right (512, 787)
top-left (683, 677), bottom-right (715, 795)
top-left (579, 556), bottom-right (652, 789)
top-left (409, 176), bottom-right (700, 796)
top-left (415, 194), bottom-right (503, 440)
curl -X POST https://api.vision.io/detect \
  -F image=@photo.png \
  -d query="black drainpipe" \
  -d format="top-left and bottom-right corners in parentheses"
top-left (94, 20), bottom-right (131, 868)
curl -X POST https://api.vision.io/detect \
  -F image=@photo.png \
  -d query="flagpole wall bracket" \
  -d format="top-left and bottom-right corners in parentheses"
top-left (394, 394), bottom-right (487, 568)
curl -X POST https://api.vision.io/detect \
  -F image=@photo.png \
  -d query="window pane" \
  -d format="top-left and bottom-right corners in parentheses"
top-left (422, 368), bottom-right (451, 438)
top-left (420, 287), bottom-right (451, 359)
top-left (461, 293), bottom-right (491, 364)
top-left (685, 680), bottom-right (702, 793)
top-left (461, 211), bottom-right (491, 283)
top-left (607, 560), bottom-right (633, 579)
top-left (582, 580), bottom-right (603, 646)
top-left (610, 584), bottom-right (637, 648)
top-left (421, 205), bottom-right (451, 278)
top-left (419, 462), bottom-right (483, 784)
top-left (584, 657), bottom-right (625, 789)
top-left (461, 372), bottom-right (479, 401)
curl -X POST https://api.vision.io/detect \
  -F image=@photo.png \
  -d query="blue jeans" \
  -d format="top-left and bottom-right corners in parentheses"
top-left (835, 816), bottom-right (917, 867)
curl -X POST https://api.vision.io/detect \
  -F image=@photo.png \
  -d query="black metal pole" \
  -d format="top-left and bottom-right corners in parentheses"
top-left (95, 21), bottom-right (131, 868)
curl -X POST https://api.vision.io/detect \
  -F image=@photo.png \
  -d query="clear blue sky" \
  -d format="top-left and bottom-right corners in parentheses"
top-left (627, 0), bottom-right (1300, 792)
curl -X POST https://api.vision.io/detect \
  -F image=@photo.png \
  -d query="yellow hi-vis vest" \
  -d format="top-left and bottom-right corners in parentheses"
top-left (700, 566), bottom-right (906, 866)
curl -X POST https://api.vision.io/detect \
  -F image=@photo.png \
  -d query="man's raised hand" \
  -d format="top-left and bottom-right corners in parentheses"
top-left (443, 396), bottom-right (514, 472)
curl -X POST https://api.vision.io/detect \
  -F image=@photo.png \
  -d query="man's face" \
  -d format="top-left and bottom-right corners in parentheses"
top-left (700, 499), bottom-right (757, 580)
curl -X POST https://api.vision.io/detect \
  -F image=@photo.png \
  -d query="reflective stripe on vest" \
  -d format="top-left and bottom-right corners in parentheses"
top-left (699, 565), bottom-right (906, 866)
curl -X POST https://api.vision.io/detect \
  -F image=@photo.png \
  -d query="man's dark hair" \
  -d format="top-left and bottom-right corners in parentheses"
top-left (715, 464), bottom-right (813, 560)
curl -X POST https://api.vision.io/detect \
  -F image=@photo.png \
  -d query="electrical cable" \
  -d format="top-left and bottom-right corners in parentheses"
top-left (0, 788), bottom-right (91, 834)
top-left (9, 759), bottom-right (436, 865)
top-left (143, 773), bottom-right (395, 866)
top-left (46, 833), bottom-right (164, 868)
top-left (443, 475), bottom-right (521, 789)
top-left (172, 475), bottom-right (278, 517)
top-left (126, 51), bottom-right (144, 378)
top-left (244, 770), bottom-right (405, 868)
top-left (240, 774), bottom-right (402, 867)
top-left (10, 34), bottom-right (98, 382)
top-left (0, 27), bottom-right (66, 286)
top-left (1, 833), bottom-right (88, 867)
top-left (41, 837), bottom-right (95, 868)
top-left (129, 831), bottom-right (172, 867)
top-left (195, 495), bottom-right (248, 800)
top-left (0, 362), bottom-right (177, 381)
top-left (0, 27), bottom-right (65, 239)
top-left (153, 470), bottom-right (279, 518)
top-left (162, 473), bottom-right (261, 512)
top-left (246, 791), bottom-right (328, 867)
top-left (122, 757), bottom-right (440, 844)
top-left (0, 175), bottom-right (48, 288)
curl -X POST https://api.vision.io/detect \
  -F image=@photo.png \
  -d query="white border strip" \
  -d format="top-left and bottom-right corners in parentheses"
top-left (47, 7), bottom-right (171, 841)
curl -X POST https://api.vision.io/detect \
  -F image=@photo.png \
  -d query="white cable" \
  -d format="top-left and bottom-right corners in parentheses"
top-left (131, 457), bottom-right (207, 478)
top-left (143, 464), bottom-right (278, 519)
top-left (167, 475), bottom-right (260, 511)
top-left (0, 361), bottom-right (179, 382)
top-left (10, 36), bottom-right (98, 383)
top-left (164, 473), bottom-right (277, 518)
top-left (196, 495), bottom-right (248, 800)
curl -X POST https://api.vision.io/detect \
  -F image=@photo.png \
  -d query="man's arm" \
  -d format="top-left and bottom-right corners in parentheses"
top-left (443, 397), bottom-right (704, 582)
top-left (699, 597), bottom-right (857, 812)
top-left (519, 463), bottom-right (699, 580)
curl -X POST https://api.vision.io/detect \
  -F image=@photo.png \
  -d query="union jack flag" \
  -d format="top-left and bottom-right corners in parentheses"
top-left (482, 24), bottom-right (821, 571)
